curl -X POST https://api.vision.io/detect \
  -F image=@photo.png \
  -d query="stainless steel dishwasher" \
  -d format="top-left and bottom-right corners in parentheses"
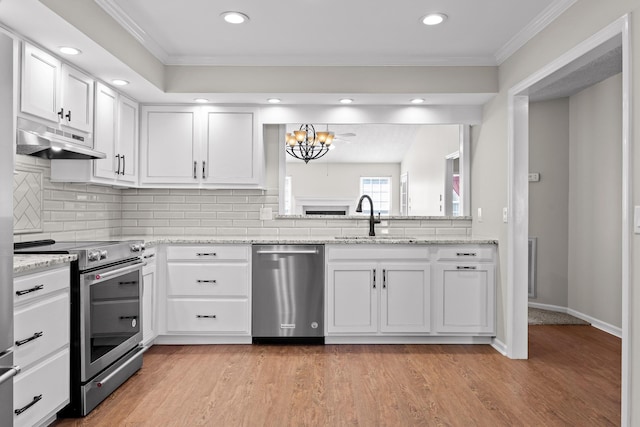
top-left (252, 245), bottom-right (324, 343)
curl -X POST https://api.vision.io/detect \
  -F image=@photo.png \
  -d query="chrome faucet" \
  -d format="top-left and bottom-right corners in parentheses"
top-left (356, 194), bottom-right (381, 236)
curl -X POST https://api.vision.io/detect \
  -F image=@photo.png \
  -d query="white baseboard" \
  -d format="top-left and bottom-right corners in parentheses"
top-left (491, 338), bottom-right (507, 355)
top-left (528, 302), bottom-right (622, 338)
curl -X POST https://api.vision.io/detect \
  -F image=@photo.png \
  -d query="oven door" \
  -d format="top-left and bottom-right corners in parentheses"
top-left (80, 260), bottom-right (143, 382)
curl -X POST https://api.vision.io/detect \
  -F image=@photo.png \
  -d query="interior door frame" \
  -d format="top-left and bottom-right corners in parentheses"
top-left (506, 14), bottom-right (632, 425)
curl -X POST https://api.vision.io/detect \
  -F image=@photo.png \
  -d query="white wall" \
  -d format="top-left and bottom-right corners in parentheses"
top-left (401, 125), bottom-right (460, 216)
top-left (528, 98), bottom-right (570, 307)
top-left (568, 73), bottom-right (622, 328)
top-left (287, 162), bottom-right (401, 215)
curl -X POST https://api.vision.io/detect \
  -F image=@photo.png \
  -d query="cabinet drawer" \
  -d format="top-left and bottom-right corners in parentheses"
top-left (14, 267), bottom-right (69, 304)
top-left (14, 349), bottom-right (70, 427)
top-left (167, 299), bottom-right (249, 333)
top-left (167, 263), bottom-right (249, 297)
top-left (436, 246), bottom-right (495, 262)
top-left (14, 292), bottom-right (69, 369)
top-left (166, 245), bottom-right (249, 261)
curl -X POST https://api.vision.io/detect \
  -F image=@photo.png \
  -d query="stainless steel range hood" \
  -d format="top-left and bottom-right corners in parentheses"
top-left (16, 117), bottom-right (106, 160)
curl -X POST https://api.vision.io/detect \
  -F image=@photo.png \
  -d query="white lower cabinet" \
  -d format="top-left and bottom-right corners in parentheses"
top-left (326, 247), bottom-right (431, 336)
top-left (13, 265), bottom-right (70, 427)
top-left (326, 244), bottom-right (495, 342)
top-left (160, 245), bottom-right (251, 343)
top-left (142, 247), bottom-right (157, 346)
top-left (433, 263), bottom-right (495, 335)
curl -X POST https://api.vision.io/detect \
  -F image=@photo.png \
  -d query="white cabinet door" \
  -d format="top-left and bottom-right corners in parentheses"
top-left (142, 264), bottom-right (156, 345)
top-left (21, 43), bottom-right (61, 123)
top-left (327, 263), bottom-right (378, 334)
top-left (141, 108), bottom-right (198, 184)
top-left (203, 111), bottom-right (257, 184)
top-left (60, 64), bottom-right (93, 133)
top-left (380, 263), bottom-right (430, 333)
top-left (93, 82), bottom-right (118, 180)
top-left (434, 264), bottom-right (495, 334)
top-left (117, 95), bottom-right (138, 184)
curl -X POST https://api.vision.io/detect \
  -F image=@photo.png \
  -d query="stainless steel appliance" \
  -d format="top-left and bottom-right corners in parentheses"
top-left (252, 245), bottom-right (324, 343)
top-left (14, 240), bottom-right (146, 416)
top-left (0, 30), bottom-right (20, 423)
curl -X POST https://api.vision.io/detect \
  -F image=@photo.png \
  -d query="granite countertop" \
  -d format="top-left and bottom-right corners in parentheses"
top-left (14, 254), bottom-right (77, 274)
top-left (131, 236), bottom-right (498, 246)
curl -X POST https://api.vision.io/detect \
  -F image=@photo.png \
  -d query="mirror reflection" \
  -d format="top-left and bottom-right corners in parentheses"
top-left (282, 123), bottom-right (467, 217)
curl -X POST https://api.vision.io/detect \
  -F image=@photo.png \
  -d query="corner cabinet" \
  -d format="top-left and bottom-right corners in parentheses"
top-left (140, 105), bottom-right (264, 188)
top-left (21, 42), bottom-right (94, 134)
top-left (50, 82), bottom-right (139, 186)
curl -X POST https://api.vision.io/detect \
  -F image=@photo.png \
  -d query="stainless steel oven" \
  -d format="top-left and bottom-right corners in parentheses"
top-left (14, 239), bottom-right (147, 417)
top-left (80, 258), bottom-right (143, 382)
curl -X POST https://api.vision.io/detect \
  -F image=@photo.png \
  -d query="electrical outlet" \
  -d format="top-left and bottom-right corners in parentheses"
top-left (528, 172), bottom-right (541, 182)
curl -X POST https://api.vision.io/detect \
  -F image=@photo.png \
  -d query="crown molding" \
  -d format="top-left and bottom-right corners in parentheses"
top-left (494, 0), bottom-right (578, 65)
top-left (94, 0), bottom-right (169, 63)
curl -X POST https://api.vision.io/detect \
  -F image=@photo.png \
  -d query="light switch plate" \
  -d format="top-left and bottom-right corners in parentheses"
top-left (634, 206), bottom-right (640, 234)
top-left (477, 207), bottom-right (483, 222)
top-left (503, 207), bottom-right (508, 223)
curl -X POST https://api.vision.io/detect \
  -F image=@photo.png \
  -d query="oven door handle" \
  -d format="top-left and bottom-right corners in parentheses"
top-left (90, 261), bottom-right (146, 284)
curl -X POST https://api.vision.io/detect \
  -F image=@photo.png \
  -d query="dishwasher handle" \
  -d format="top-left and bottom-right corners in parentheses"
top-left (256, 249), bottom-right (319, 255)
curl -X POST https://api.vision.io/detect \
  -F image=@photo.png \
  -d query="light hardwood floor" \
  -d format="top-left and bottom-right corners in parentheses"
top-left (54, 325), bottom-right (621, 426)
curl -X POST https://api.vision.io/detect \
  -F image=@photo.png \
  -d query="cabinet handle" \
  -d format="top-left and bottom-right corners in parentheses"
top-left (456, 252), bottom-right (477, 257)
top-left (57, 108), bottom-right (64, 119)
top-left (383, 269), bottom-right (386, 289)
top-left (116, 154), bottom-right (121, 175)
top-left (456, 266), bottom-right (477, 270)
top-left (196, 314), bottom-right (217, 319)
top-left (196, 252), bottom-right (217, 257)
top-left (65, 110), bottom-right (71, 122)
top-left (202, 160), bottom-right (206, 179)
top-left (119, 316), bottom-right (138, 320)
top-left (15, 331), bottom-right (43, 347)
top-left (14, 394), bottom-right (43, 416)
top-left (193, 161), bottom-right (197, 179)
top-left (15, 284), bottom-right (44, 296)
top-left (121, 155), bottom-right (126, 175)
top-left (196, 279), bottom-right (217, 284)
top-left (373, 268), bottom-right (376, 289)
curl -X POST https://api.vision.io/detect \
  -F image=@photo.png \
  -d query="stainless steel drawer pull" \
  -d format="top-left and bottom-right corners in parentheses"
top-left (456, 266), bottom-right (478, 270)
top-left (196, 279), bottom-right (217, 284)
top-left (196, 314), bottom-right (217, 319)
top-left (119, 316), bottom-right (138, 320)
top-left (14, 394), bottom-right (42, 416)
top-left (15, 284), bottom-right (44, 296)
top-left (373, 268), bottom-right (376, 289)
top-left (383, 269), bottom-right (387, 289)
top-left (193, 161), bottom-right (197, 179)
top-left (456, 252), bottom-right (477, 257)
top-left (196, 252), bottom-right (217, 256)
top-left (15, 331), bottom-right (43, 347)
top-left (202, 160), bottom-right (206, 179)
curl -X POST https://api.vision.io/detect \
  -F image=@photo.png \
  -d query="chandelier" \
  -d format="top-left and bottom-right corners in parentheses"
top-left (285, 124), bottom-right (333, 163)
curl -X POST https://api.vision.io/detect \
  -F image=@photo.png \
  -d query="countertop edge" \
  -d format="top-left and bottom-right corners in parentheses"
top-left (14, 254), bottom-right (77, 274)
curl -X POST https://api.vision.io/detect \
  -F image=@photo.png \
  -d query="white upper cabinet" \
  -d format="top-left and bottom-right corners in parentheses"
top-left (140, 105), bottom-right (264, 188)
top-left (21, 43), bottom-right (94, 133)
top-left (51, 82), bottom-right (138, 186)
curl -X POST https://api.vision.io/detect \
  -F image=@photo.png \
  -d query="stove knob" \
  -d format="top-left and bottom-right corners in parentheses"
top-left (88, 251), bottom-right (100, 262)
top-left (130, 243), bottom-right (141, 252)
top-left (99, 250), bottom-right (108, 260)
top-left (140, 243), bottom-right (146, 251)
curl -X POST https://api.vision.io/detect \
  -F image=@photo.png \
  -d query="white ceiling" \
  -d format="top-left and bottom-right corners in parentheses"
top-left (0, 0), bottom-right (577, 105)
top-left (101, 0), bottom-right (561, 66)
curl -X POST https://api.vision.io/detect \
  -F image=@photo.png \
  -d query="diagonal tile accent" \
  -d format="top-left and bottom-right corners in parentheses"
top-left (14, 168), bottom-right (43, 233)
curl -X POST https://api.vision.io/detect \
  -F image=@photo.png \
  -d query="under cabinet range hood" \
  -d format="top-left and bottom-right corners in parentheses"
top-left (16, 117), bottom-right (106, 160)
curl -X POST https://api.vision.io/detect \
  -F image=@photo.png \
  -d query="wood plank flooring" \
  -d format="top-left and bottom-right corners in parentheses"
top-left (53, 326), bottom-right (621, 426)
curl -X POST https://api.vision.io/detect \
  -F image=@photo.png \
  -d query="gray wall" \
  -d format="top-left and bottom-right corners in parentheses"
top-left (528, 98), bottom-right (570, 307)
top-left (568, 73), bottom-right (622, 328)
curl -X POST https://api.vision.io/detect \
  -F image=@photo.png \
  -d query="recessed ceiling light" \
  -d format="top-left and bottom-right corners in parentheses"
top-left (339, 98), bottom-right (354, 104)
top-left (194, 98), bottom-right (209, 103)
top-left (59, 46), bottom-right (81, 55)
top-left (421, 13), bottom-right (447, 26)
top-left (267, 98), bottom-right (281, 104)
top-left (221, 11), bottom-right (249, 24)
top-left (411, 98), bottom-right (425, 104)
top-left (112, 79), bottom-right (129, 86)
